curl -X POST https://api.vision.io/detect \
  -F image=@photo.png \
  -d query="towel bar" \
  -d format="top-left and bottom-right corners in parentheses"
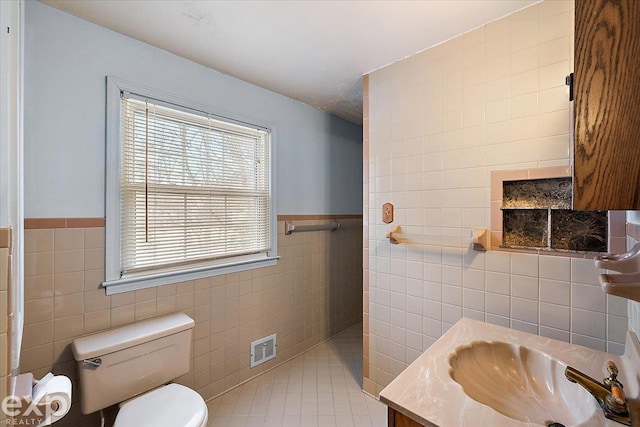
top-left (285, 221), bottom-right (341, 235)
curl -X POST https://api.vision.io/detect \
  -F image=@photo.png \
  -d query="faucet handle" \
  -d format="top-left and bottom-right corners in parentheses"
top-left (606, 360), bottom-right (619, 382)
top-left (603, 361), bottom-right (628, 413)
top-left (610, 383), bottom-right (626, 405)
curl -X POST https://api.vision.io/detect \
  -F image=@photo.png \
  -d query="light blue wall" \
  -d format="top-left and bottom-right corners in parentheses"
top-left (24, 1), bottom-right (362, 217)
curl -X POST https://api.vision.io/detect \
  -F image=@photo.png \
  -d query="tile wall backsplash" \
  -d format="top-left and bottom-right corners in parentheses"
top-left (362, 75), bottom-right (371, 392)
top-left (21, 218), bottom-right (362, 427)
top-left (626, 214), bottom-right (640, 337)
top-left (363, 0), bottom-right (629, 396)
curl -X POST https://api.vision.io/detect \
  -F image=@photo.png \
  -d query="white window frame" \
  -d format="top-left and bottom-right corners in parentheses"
top-left (103, 77), bottom-right (278, 295)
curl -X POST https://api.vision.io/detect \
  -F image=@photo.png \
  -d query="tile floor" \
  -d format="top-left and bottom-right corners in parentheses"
top-left (206, 323), bottom-right (387, 427)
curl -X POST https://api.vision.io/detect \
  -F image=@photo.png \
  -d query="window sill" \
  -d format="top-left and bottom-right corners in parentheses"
top-left (102, 256), bottom-right (279, 295)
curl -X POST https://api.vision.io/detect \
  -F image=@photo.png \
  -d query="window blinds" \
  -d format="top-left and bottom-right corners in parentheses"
top-left (120, 96), bottom-right (271, 276)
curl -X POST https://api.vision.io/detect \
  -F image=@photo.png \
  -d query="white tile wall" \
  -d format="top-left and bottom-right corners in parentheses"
top-left (626, 212), bottom-right (640, 337)
top-left (366, 0), bottom-right (629, 395)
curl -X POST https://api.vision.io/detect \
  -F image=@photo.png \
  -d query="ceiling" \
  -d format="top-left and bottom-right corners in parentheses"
top-left (42, 0), bottom-right (539, 124)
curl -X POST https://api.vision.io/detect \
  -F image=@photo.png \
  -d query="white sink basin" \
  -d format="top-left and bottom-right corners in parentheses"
top-left (448, 341), bottom-right (598, 426)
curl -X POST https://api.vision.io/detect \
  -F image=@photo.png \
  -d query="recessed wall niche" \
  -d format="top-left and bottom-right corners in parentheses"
top-left (502, 177), bottom-right (607, 252)
top-left (490, 167), bottom-right (626, 257)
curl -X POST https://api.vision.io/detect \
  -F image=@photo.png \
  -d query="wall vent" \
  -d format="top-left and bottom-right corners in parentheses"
top-left (250, 334), bottom-right (276, 368)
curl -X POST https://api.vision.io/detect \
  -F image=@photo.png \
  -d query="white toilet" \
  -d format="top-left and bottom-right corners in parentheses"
top-left (71, 313), bottom-right (208, 427)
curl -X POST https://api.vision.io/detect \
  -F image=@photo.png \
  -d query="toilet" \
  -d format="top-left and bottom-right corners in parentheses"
top-left (71, 313), bottom-right (208, 427)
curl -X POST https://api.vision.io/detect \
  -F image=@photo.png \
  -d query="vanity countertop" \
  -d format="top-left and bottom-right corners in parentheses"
top-left (379, 318), bottom-right (640, 426)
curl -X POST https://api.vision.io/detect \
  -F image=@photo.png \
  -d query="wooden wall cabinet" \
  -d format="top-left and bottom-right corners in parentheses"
top-left (573, 0), bottom-right (640, 210)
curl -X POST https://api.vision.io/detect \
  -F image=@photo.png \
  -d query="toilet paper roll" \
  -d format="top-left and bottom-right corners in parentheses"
top-left (33, 375), bottom-right (72, 425)
top-left (31, 372), bottom-right (54, 403)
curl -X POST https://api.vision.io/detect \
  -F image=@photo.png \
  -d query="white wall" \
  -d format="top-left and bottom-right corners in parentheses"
top-left (24, 1), bottom-right (362, 218)
top-left (1, 0), bottom-right (21, 228)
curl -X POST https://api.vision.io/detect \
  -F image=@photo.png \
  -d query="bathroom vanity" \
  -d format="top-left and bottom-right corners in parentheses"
top-left (379, 318), bottom-right (640, 426)
top-left (387, 408), bottom-right (423, 427)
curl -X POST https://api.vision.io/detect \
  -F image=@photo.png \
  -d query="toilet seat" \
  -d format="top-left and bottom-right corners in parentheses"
top-left (113, 383), bottom-right (208, 427)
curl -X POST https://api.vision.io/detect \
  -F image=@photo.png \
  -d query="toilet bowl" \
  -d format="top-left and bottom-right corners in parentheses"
top-left (114, 384), bottom-right (207, 427)
top-left (71, 313), bottom-right (208, 427)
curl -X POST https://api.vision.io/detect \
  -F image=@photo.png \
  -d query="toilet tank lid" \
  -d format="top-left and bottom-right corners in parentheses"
top-left (72, 313), bottom-right (195, 361)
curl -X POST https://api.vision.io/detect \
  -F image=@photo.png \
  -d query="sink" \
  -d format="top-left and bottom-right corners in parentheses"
top-left (448, 341), bottom-right (598, 426)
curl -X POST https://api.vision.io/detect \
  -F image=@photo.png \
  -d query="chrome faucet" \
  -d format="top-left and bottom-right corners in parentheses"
top-left (565, 361), bottom-right (631, 426)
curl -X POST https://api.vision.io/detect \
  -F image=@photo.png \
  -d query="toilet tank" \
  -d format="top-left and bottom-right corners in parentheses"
top-left (72, 313), bottom-right (194, 415)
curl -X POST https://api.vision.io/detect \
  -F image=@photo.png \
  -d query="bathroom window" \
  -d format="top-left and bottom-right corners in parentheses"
top-left (103, 78), bottom-right (277, 294)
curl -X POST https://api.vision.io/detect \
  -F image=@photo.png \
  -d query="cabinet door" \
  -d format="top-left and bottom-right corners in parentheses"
top-left (388, 407), bottom-right (424, 427)
top-left (573, 0), bottom-right (640, 210)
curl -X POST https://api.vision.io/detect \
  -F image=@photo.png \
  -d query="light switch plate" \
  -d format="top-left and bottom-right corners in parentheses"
top-left (383, 203), bottom-right (394, 224)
